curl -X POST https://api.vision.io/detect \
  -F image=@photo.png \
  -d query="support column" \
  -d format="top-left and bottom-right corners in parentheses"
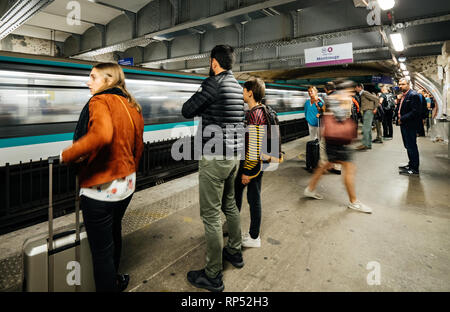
top-left (94, 24), bottom-right (106, 47)
top-left (123, 11), bottom-right (137, 38)
top-left (442, 41), bottom-right (450, 117)
top-left (234, 23), bottom-right (245, 72)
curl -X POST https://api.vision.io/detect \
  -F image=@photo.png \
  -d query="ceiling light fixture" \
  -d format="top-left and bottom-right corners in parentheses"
top-left (377, 0), bottom-right (395, 10)
top-left (400, 63), bottom-right (407, 71)
top-left (390, 33), bottom-right (404, 52)
top-left (398, 55), bottom-right (406, 62)
top-left (0, 0), bottom-right (54, 40)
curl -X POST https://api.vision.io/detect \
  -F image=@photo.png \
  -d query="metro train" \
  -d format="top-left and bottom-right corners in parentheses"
top-left (0, 52), bottom-right (317, 165)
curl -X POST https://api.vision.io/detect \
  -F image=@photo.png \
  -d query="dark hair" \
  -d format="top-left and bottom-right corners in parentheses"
top-left (244, 78), bottom-right (266, 103)
top-left (324, 81), bottom-right (336, 91)
top-left (211, 45), bottom-right (235, 70)
top-left (356, 83), bottom-right (364, 89)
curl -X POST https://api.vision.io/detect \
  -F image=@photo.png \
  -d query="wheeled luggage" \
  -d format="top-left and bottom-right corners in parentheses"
top-left (306, 139), bottom-right (320, 171)
top-left (22, 156), bottom-right (95, 292)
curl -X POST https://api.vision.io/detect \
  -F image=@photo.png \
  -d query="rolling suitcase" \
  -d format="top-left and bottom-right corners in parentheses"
top-left (306, 118), bottom-right (321, 171)
top-left (306, 139), bottom-right (320, 171)
top-left (22, 156), bottom-right (95, 292)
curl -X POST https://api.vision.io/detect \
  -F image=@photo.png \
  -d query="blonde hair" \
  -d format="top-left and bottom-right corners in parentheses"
top-left (307, 85), bottom-right (318, 93)
top-left (93, 62), bottom-right (142, 113)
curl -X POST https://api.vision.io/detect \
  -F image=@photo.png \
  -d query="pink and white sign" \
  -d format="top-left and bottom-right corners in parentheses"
top-left (304, 43), bottom-right (353, 67)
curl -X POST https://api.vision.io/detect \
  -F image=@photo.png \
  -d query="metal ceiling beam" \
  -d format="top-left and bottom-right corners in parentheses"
top-left (35, 10), bottom-right (100, 26)
top-left (17, 23), bottom-right (79, 36)
top-left (73, 37), bottom-right (158, 59)
top-left (71, 0), bottom-right (298, 58)
top-left (0, 0), bottom-right (54, 40)
top-left (140, 12), bottom-right (450, 67)
top-left (86, 0), bottom-right (132, 14)
top-left (176, 40), bottom-right (444, 72)
top-left (397, 12), bottom-right (450, 28)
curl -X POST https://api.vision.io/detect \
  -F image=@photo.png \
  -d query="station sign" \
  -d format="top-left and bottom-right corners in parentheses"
top-left (118, 58), bottom-right (134, 66)
top-left (304, 42), bottom-right (353, 67)
top-left (372, 75), bottom-right (394, 85)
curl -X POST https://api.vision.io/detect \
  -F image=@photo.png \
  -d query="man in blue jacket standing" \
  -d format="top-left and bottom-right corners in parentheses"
top-left (397, 78), bottom-right (421, 175)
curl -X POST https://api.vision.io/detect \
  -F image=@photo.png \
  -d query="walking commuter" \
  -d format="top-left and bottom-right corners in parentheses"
top-left (234, 78), bottom-right (268, 248)
top-left (397, 78), bottom-right (421, 175)
top-left (304, 80), bottom-right (372, 213)
top-left (380, 85), bottom-right (395, 140)
top-left (181, 45), bottom-right (245, 292)
top-left (355, 83), bottom-right (379, 151)
top-left (61, 63), bottom-right (144, 292)
top-left (322, 82), bottom-right (341, 175)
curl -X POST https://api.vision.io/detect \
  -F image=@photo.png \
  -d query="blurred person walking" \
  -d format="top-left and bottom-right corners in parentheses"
top-left (304, 80), bottom-right (372, 214)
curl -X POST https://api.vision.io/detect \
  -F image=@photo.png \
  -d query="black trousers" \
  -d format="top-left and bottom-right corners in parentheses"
top-left (81, 194), bottom-right (132, 292)
top-left (382, 110), bottom-right (394, 138)
top-left (400, 125), bottom-right (420, 171)
top-left (234, 167), bottom-right (263, 239)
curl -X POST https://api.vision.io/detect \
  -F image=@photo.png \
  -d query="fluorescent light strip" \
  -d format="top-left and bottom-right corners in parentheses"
top-left (0, 70), bottom-right (87, 81)
top-left (390, 33), bottom-right (404, 52)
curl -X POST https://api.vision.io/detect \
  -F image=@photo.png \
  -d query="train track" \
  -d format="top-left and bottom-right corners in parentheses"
top-left (0, 119), bottom-right (308, 235)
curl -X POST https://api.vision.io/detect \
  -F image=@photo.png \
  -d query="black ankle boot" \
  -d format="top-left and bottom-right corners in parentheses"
top-left (117, 274), bottom-right (130, 292)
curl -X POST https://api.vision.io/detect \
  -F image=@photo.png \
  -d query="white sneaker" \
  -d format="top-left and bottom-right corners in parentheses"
top-left (347, 200), bottom-right (372, 214)
top-left (304, 187), bottom-right (323, 200)
top-left (242, 233), bottom-right (261, 248)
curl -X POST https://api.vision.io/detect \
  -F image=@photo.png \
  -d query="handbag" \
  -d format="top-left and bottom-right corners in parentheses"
top-left (322, 114), bottom-right (357, 145)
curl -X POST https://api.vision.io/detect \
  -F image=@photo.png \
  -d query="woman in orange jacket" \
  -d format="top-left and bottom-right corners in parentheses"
top-left (61, 63), bottom-right (144, 292)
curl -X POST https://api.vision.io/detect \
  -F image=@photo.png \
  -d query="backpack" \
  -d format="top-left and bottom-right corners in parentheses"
top-left (383, 94), bottom-right (396, 111)
top-left (419, 94), bottom-right (428, 119)
top-left (260, 104), bottom-right (284, 164)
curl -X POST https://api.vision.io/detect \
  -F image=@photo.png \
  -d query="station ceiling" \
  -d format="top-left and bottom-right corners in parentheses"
top-left (1, 0), bottom-right (450, 82)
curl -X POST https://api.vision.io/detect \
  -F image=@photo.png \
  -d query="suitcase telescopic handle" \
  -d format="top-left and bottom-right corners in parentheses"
top-left (47, 156), bottom-right (81, 292)
top-left (47, 156), bottom-right (81, 249)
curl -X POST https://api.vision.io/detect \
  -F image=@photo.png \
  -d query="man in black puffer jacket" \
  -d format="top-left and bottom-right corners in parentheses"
top-left (182, 45), bottom-right (245, 292)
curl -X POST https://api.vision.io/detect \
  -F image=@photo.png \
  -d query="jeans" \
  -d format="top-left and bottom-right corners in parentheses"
top-left (382, 110), bottom-right (394, 138)
top-left (81, 194), bottom-right (132, 292)
top-left (199, 157), bottom-right (241, 278)
top-left (362, 110), bottom-right (374, 148)
top-left (400, 125), bottom-right (420, 171)
top-left (234, 166), bottom-right (263, 239)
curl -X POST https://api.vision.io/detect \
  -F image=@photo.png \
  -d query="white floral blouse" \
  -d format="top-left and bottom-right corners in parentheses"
top-left (79, 172), bottom-right (136, 202)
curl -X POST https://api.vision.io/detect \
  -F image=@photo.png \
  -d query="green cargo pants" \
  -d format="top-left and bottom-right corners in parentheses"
top-left (198, 156), bottom-right (242, 279)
